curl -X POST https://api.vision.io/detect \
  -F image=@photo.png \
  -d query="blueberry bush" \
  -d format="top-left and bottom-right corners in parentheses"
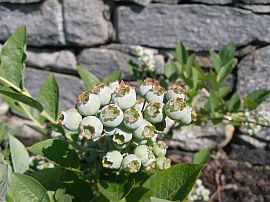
top-left (0, 26), bottom-right (205, 202)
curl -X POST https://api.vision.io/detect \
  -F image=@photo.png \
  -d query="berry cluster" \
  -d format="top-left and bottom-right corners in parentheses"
top-left (59, 79), bottom-right (196, 173)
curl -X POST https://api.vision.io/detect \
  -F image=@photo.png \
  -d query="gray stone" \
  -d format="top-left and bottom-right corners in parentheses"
top-left (116, 4), bottom-right (270, 50)
top-left (237, 46), bottom-right (270, 96)
top-left (115, 0), bottom-right (151, 6)
top-left (236, 134), bottom-right (269, 149)
top-left (107, 43), bottom-right (158, 56)
top-left (190, 0), bottom-right (270, 4)
top-left (153, 0), bottom-right (181, 4)
top-left (239, 5), bottom-right (270, 13)
top-left (24, 68), bottom-right (86, 110)
top-left (26, 48), bottom-right (77, 73)
top-left (0, 0), bottom-right (64, 46)
top-left (63, 0), bottom-right (112, 46)
top-left (0, 0), bottom-right (41, 3)
top-left (168, 119), bottom-right (228, 151)
top-left (77, 47), bottom-right (164, 80)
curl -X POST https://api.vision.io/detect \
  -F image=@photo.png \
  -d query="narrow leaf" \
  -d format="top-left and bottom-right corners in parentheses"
top-left (27, 139), bottom-right (80, 170)
top-left (246, 89), bottom-right (270, 105)
top-left (193, 148), bottom-right (210, 164)
top-left (217, 59), bottom-right (233, 83)
top-left (218, 86), bottom-right (231, 98)
top-left (0, 87), bottom-right (43, 112)
top-left (37, 74), bottom-right (59, 121)
top-left (227, 93), bottom-right (241, 112)
top-left (219, 42), bottom-right (235, 64)
top-left (10, 173), bottom-right (50, 202)
top-left (9, 136), bottom-right (29, 173)
top-left (0, 164), bottom-right (8, 201)
top-left (103, 70), bottom-right (122, 85)
top-left (143, 163), bottom-right (203, 201)
top-left (0, 25), bottom-right (26, 89)
top-left (77, 65), bottom-right (100, 88)
top-left (175, 43), bottom-right (188, 64)
top-left (210, 51), bottom-right (222, 73)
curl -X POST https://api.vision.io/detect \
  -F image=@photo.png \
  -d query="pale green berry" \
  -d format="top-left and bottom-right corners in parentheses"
top-left (144, 101), bottom-right (164, 123)
top-left (138, 78), bottom-right (159, 97)
top-left (102, 151), bottom-right (123, 169)
top-left (59, 108), bottom-right (82, 131)
top-left (122, 154), bottom-right (141, 173)
top-left (77, 91), bottom-right (100, 116)
top-left (79, 116), bottom-right (103, 140)
top-left (91, 83), bottom-right (113, 106)
top-left (123, 107), bottom-right (143, 130)
top-left (134, 145), bottom-right (155, 167)
top-left (156, 156), bottom-right (171, 170)
top-left (145, 85), bottom-right (165, 103)
top-left (165, 98), bottom-right (192, 124)
top-left (166, 84), bottom-right (186, 101)
top-left (103, 126), bottom-right (116, 136)
top-left (100, 104), bottom-right (124, 127)
top-left (153, 141), bottom-right (168, 157)
top-left (133, 120), bottom-right (156, 140)
top-left (112, 83), bottom-right (136, 110)
top-left (113, 128), bottom-right (133, 145)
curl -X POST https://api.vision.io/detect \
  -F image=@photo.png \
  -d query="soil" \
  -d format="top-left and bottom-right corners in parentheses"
top-left (168, 144), bottom-right (270, 202)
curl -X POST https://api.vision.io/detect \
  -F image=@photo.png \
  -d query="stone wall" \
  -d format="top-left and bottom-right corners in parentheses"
top-left (0, 0), bottom-right (270, 149)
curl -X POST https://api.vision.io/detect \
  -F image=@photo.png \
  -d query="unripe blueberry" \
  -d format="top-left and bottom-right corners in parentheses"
top-left (145, 85), bottom-right (165, 103)
top-left (79, 116), bottom-right (103, 140)
top-left (113, 127), bottom-right (133, 145)
top-left (138, 78), bottom-right (159, 97)
top-left (134, 97), bottom-right (146, 111)
top-left (77, 91), bottom-right (100, 116)
top-left (144, 101), bottom-right (164, 123)
top-left (133, 120), bottom-right (156, 140)
top-left (123, 107), bottom-right (143, 130)
top-left (90, 83), bottom-right (113, 106)
top-left (100, 104), bottom-right (124, 127)
top-left (59, 108), bottom-right (82, 131)
top-left (112, 82), bottom-right (136, 110)
top-left (165, 98), bottom-right (192, 124)
top-left (156, 156), bottom-right (171, 170)
top-left (102, 151), bottom-right (123, 169)
top-left (122, 154), bottom-right (141, 173)
top-left (166, 84), bottom-right (186, 101)
top-left (134, 145), bottom-right (155, 167)
top-left (153, 141), bottom-right (168, 157)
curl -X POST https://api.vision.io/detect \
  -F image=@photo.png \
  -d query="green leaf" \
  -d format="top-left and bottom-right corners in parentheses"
top-left (98, 178), bottom-right (135, 201)
top-left (10, 173), bottom-right (50, 202)
top-left (37, 74), bottom-right (59, 121)
top-left (216, 59), bottom-right (234, 83)
top-left (0, 164), bottom-right (8, 201)
top-left (125, 187), bottom-right (152, 202)
top-left (175, 43), bottom-right (188, 64)
top-left (193, 148), bottom-right (210, 164)
top-left (210, 51), bottom-right (223, 72)
top-left (0, 87), bottom-right (43, 112)
top-left (103, 70), bottom-right (122, 85)
top-left (227, 93), bottom-right (241, 112)
top-left (0, 25), bottom-right (26, 90)
top-left (143, 163), bottom-right (203, 201)
top-left (150, 197), bottom-right (177, 202)
top-left (219, 42), bottom-right (235, 64)
top-left (77, 65), bottom-right (100, 88)
top-left (245, 89), bottom-right (270, 106)
top-left (9, 136), bottom-right (29, 173)
top-left (164, 60), bottom-right (180, 81)
top-left (217, 86), bottom-right (232, 98)
top-left (29, 167), bottom-right (62, 191)
top-left (27, 139), bottom-right (80, 170)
